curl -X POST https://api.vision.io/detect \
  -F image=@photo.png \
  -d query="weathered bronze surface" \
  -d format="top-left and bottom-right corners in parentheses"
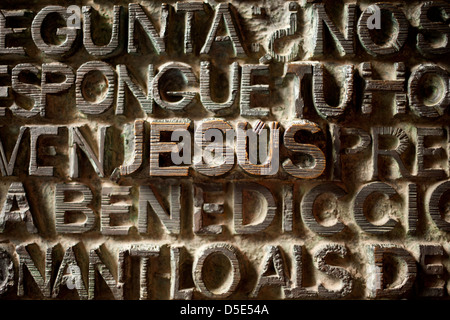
top-left (0, 0), bottom-right (448, 300)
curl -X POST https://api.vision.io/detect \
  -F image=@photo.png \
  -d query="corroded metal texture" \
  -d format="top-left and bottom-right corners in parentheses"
top-left (0, 0), bottom-right (448, 300)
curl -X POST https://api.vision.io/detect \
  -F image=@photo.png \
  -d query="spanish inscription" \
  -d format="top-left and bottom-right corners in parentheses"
top-left (0, 0), bottom-right (448, 300)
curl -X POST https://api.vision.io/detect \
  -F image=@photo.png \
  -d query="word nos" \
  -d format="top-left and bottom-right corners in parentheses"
top-left (0, 2), bottom-right (447, 120)
top-left (1, 242), bottom-right (448, 299)
top-left (0, 120), bottom-right (449, 179)
top-left (1, 178), bottom-right (450, 237)
top-left (0, 2), bottom-right (448, 59)
top-left (0, 60), bottom-right (448, 120)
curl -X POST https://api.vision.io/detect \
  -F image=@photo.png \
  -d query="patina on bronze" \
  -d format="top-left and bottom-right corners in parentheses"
top-left (0, 0), bottom-right (447, 300)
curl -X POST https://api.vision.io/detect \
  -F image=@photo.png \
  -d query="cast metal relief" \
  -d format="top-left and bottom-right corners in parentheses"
top-left (0, 0), bottom-right (447, 300)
